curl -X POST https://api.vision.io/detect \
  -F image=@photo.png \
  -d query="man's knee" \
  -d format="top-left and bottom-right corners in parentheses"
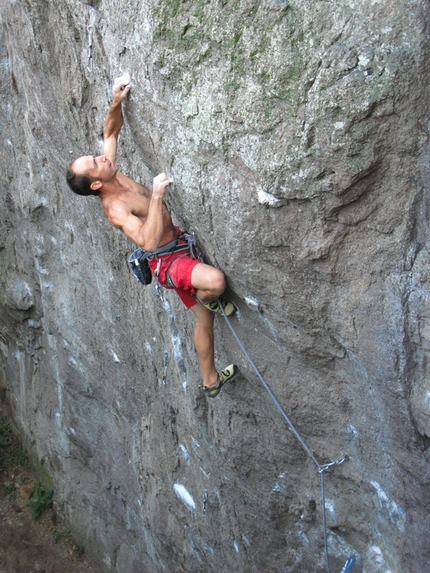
top-left (191, 263), bottom-right (226, 294)
top-left (208, 268), bottom-right (225, 295)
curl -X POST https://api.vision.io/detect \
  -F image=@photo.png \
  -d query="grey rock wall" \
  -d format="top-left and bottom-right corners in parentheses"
top-left (1, 0), bottom-right (429, 572)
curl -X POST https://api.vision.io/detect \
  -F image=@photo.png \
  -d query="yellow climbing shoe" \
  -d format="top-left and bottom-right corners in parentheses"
top-left (202, 297), bottom-right (237, 317)
top-left (203, 364), bottom-right (239, 398)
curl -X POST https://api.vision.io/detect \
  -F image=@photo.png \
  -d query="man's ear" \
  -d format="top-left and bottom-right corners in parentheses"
top-left (90, 179), bottom-right (102, 191)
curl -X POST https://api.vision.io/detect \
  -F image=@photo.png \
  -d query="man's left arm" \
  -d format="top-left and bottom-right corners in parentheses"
top-left (102, 74), bottom-right (131, 162)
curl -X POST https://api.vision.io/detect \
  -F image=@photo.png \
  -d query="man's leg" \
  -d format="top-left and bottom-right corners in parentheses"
top-left (184, 264), bottom-right (238, 394)
top-left (190, 262), bottom-right (237, 317)
top-left (190, 302), bottom-right (218, 387)
top-left (189, 303), bottom-right (238, 394)
top-left (190, 262), bottom-right (225, 304)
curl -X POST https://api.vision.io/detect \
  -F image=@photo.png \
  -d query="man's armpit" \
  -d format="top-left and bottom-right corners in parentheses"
top-left (101, 136), bottom-right (118, 162)
top-left (105, 200), bottom-right (131, 227)
top-left (111, 210), bottom-right (144, 244)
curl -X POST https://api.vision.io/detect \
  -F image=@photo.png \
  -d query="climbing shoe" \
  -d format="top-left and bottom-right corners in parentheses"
top-left (203, 364), bottom-right (239, 398)
top-left (202, 296), bottom-right (237, 317)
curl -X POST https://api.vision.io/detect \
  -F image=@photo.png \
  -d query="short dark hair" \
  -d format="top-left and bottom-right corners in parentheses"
top-left (66, 161), bottom-right (99, 196)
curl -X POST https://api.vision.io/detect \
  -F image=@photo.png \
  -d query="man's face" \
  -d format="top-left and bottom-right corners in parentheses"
top-left (73, 155), bottom-right (118, 185)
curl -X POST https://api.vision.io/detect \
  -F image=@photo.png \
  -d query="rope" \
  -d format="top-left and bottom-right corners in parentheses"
top-left (218, 300), bottom-right (353, 573)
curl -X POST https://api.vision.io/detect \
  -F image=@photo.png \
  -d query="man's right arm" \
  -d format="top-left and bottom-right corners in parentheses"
top-left (102, 75), bottom-right (131, 163)
top-left (108, 174), bottom-right (171, 251)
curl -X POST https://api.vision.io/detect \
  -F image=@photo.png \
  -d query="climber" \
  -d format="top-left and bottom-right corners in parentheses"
top-left (65, 74), bottom-right (238, 398)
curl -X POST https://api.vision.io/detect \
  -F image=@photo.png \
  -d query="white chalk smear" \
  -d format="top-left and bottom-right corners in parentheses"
top-left (179, 444), bottom-right (190, 463)
top-left (258, 189), bottom-right (282, 207)
top-left (173, 483), bottom-right (196, 512)
top-left (370, 481), bottom-right (405, 531)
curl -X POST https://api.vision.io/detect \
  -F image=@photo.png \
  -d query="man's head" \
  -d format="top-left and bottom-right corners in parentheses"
top-left (66, 155), bottom-right (118, 196)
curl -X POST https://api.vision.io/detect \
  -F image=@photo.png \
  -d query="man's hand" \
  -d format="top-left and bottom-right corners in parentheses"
top-left (112, 73), bottom-right (131, 103)
top-left (153, 173), bottom-right (171, 198)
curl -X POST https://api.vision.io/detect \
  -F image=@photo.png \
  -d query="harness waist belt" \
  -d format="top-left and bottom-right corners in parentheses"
top-left (146, 237), bottom-right (189, 258)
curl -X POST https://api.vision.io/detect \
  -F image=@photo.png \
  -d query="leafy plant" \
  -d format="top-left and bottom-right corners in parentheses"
top-left (26, 481), bottom-right (53, 519)
top-left (53, 527), bottom-right (70, 543)
top-left (74, 544), bottom-right (85, 557)
top-left (0, 416), bottom-right (29, 469)
top-left (0, 418), bottom-right (12, 448)
top-left (1, 482), bottom-right (16, 502)
top-left (52, 526), bottom-right (85, 557)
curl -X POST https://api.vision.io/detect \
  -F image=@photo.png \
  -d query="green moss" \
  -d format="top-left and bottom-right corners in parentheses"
top-left (31, 460), bottom-right (54, 491)
top-left (151, 0), bottom-right (304, 127)
top-left (0, 419), bottom-right (12, 450)
top-left (285, 66), bottom-right (297, 80)
top-left (0, 418), bottom-right (30, 470)
top-left (161, 0), bottom-right (181, 19)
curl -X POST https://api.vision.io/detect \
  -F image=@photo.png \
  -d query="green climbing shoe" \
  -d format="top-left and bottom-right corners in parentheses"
top-left (203, 364), bottom-right (239, 398)
top-left (202, 297), bottom-right (237, 317)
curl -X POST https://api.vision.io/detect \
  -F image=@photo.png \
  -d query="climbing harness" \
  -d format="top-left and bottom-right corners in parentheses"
top-left (218, 302), bottom-right (354, 573)
top-left (128, 238), bottom-right (189, 288)
top-left (128, 237), bottom-right (187, 284)
top-left (128, 230), bottom-right (203, 291)
top-left (182, 229), bottom-right (204, 263)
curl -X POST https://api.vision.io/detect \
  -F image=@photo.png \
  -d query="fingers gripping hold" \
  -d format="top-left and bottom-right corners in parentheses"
top-left (152, 173), bottom-right (171, 197)
top-left (113, 72), bottom-right (131, 100)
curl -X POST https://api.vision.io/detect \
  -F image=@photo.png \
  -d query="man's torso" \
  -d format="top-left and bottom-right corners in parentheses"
top-left (101, 171), bottom-right (176, 247)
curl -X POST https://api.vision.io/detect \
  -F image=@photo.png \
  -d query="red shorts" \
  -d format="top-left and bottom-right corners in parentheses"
top-left (148, 248), bottom-right (200, 308)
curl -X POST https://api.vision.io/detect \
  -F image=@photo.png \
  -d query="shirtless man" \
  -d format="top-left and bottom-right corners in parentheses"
top-left (66, 75), bottom-right (238, 397)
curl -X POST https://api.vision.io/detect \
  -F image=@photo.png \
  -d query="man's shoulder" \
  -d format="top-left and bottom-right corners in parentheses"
top-left (115, 170), bottom-right (138, 186)
top-left (116, 171), bottom-right (151, 196)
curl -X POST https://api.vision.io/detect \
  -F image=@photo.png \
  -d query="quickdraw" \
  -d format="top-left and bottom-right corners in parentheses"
top-left (218, 303), bottom-right (354, 573)
top-left (86, 7), bottom-right (97, 72)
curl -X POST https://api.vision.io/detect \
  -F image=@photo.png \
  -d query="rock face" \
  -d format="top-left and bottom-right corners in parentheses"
top-left (0, 0), bottom-right (429, 571)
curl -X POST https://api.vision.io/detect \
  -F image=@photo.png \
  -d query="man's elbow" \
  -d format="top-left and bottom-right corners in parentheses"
top-left (103, 128), bottom-right (120, 141)
top-left (141, 240), bottom-right (159, 253)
